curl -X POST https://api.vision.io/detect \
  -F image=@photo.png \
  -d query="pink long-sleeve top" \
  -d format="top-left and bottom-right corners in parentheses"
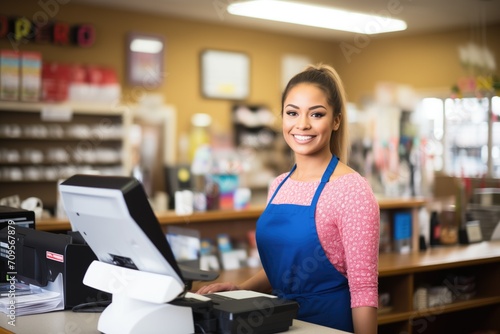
top-left (268, 172), bottom-right (380, 308)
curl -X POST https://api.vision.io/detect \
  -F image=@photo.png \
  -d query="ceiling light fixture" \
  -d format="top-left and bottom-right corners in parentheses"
top-left (227, 0), bottom-right (407, 34)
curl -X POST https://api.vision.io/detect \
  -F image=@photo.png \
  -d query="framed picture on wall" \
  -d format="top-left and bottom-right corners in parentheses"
top-left (200, 49), bottom-right (250, 100)
top-left (126, 32), bottom-right (165, 88)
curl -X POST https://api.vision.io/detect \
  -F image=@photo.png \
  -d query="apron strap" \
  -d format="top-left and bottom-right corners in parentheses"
top-left (268, 164), bottom-right (296, 204)
top-left (309, 155), bottom-right (339, 217)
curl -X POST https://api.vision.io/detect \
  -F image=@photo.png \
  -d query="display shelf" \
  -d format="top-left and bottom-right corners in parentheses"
top-left (34, 200), bottom-right (500, 333)
top-left (0, 101), bottom-right (132, 210)
top-left (36, 198), bottom-right (427, 251)
top-left (0, 161), bottom-right (121, 166)
top-left (37, 198), bottom-right (426, 224)
top-left (191, 242), bottom-right (500, 334)
top-left (377, 241), bottom-right (500, 333)
top-left (36, 198), bottom-right (426, 232)
top-left (0, 136), bottom-right (123, 141)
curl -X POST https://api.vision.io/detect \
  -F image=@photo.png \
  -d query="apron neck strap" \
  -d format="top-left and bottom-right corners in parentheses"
top-left (310, 155), bottom-right (339, 217)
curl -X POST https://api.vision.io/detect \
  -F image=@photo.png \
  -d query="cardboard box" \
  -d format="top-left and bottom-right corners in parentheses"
top-left (0, 50), bottom-right (20, 101)
top-left (20, 51), bottom-right (42, 102)
top-left (42, 62), bottom-right (70, 102)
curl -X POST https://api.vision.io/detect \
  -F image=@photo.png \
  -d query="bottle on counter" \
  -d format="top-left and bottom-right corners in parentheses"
top-left (429, 211), bottom-right (441, 246)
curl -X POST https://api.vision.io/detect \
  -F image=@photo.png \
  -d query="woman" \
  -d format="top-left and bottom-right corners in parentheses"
top-left (197, 64), bottom-right (379, 333)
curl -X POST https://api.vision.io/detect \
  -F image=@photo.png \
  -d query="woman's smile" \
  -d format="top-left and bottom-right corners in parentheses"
top-left (293, 134), bottom-right (315, 142)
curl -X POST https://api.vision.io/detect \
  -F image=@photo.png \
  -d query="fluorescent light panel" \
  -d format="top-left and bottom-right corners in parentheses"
top-left (130, 39), bottom-right (163, 53)
top-left (227, 1), bottom-right (407, 34)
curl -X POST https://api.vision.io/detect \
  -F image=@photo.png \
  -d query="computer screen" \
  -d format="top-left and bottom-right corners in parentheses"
top-left (59, 174), bottom-right (188, 286)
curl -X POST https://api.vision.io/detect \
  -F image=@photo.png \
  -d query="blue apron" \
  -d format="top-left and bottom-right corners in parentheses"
top-left (256, 155), bottom-right (353, 332)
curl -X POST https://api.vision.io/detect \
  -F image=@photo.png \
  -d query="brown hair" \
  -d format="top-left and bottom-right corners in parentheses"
top-left (281, 63), bottom-right (349, 163)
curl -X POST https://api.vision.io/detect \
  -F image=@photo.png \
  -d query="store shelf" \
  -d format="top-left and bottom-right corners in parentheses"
top-left (377, 241), bottom-right (500, 333)
top-left (0, 101), bottom-right (132, 210)
top-left (32, 198), bottom-right (500, 333)
top-left (192, 242), bottom-right (500, 334)
top-left (36, 198), bottom-right (426, 232)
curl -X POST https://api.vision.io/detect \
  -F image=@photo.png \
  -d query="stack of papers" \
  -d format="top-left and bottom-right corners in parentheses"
top-left (0, 274), bottom-right (65, 316)
top-left (0, 284), bottom-right (63, 316)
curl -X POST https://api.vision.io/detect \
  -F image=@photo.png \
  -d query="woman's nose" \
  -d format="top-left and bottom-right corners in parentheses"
top-left (295, 115), bottom-right (311, 129)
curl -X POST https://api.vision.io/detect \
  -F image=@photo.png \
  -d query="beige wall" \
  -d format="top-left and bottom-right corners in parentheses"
top-left (0, 2), bottom-right (337, 140)
top-left (1, 2), bottom-right (499, 142)
top-left (334, 25), bottom-right (500, 103)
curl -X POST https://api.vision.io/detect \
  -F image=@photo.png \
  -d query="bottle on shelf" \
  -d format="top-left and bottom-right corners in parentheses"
top-left (430, 211), bottom-right (441, 246)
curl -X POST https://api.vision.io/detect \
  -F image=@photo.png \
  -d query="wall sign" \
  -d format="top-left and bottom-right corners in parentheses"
top-left (0, 15), bottom-right (95, 47)
top-left (200, 49), bottom-right (250, 100)
top-left (126, 32), bottom-right (165, 88)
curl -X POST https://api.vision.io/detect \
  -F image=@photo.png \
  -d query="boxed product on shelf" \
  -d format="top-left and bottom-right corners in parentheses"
top-left (32, 57), bottom-right (121, 103)
top-left (393, 211), bottom-right (412, 253)
top-left (42, 62), bottom-right (70, 102)
top-left (42, 61), bottom-right (121, 103)
top-left (68, 65), bottom-right (121, 103)
top-left (0, 50), bottom-right (20, 101)
top-left (20, 51), bottom-right (42, 102)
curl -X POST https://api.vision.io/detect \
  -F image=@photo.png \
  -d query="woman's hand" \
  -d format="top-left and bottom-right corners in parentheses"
top-left (196, 282), bottom-right (240, 295)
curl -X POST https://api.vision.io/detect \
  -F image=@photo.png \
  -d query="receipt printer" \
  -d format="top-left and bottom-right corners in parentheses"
top-left (0, 226), bottom-right (107, 308)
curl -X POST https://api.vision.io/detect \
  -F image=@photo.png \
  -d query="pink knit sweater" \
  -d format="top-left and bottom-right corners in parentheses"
top-left (268, 172), bottom-right (380, 308)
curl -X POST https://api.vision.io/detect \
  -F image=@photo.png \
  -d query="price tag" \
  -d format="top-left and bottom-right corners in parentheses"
top-left (41, 106), bottom-right (73, 122)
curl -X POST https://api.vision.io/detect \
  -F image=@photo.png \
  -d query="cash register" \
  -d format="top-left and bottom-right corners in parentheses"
top-left (59, 174), bottom-right (298, 334)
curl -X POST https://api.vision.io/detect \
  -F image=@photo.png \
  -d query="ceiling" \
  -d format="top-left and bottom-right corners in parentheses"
top-left (73, 0), bottom-right (500, 40)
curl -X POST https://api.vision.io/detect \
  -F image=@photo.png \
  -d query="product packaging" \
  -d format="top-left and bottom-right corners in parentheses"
top-left (20, 51), bottom-right (42, 102)
top-left (0, 50), bottom-right (20, 101)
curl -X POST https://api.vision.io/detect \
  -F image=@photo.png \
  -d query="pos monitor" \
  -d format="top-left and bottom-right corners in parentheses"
top-left (59, 174), bottom-right (217, 334)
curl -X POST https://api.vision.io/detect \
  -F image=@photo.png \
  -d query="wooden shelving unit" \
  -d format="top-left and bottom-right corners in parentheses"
top-left (192, 242), bottom-right (500, 334)
top-left (0, 101), bottom-right (131, 210)
top-left (36, 198), bottom-right (426, 244)
top-left (377, 241), bottom-right (500, 333)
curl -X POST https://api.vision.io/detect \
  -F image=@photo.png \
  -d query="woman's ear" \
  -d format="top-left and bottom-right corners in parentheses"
top-left (332, 113), bottom-right (341, 131)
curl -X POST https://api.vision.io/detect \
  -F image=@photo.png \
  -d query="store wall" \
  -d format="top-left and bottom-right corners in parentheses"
top-left (2, 2), bottom-right (499, 149)
top-left (0, 2), bottom-right (339, 148)
top-left (334, 24), bottom-right (500, 103)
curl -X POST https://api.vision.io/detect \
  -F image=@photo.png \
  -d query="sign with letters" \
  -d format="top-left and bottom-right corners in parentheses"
top-left (0, 15), bottom-right (95, 48)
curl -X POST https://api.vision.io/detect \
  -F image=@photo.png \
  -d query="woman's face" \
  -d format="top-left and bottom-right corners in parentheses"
top-left (282, 83), bottom-right (340, 158)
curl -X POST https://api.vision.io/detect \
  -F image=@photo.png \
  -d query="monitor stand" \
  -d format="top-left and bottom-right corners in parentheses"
top-left (83, 261), bottom-right (194, 334)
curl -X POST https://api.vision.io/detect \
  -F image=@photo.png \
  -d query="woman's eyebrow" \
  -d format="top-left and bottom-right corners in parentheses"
top-left (284, 104), bottom-right (327, 110)
top-left (309, 105), bottom-right (327, 110)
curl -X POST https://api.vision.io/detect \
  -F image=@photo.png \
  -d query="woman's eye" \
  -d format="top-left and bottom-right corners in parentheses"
top-left (311, 112), bottom-right (325, 118)
top-left (285, 111), bottom-right (298, 116)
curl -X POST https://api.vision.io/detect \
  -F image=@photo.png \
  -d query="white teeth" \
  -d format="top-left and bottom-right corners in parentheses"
top-left (294, 135), bottom-right (312, 141)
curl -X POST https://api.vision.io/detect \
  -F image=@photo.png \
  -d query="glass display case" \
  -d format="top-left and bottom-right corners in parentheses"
top-left (443, 96), bottom-right (489, 177)
top-left (420, 95), bottom-right (499, 178)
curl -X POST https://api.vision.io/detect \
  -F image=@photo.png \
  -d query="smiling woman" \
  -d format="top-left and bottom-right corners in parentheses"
top-left (281, 83), bottom-right (340, 163)
top-left (197, 64), bottom-right (380, 334)
top-left (280, 65), bottom-right (346, 166)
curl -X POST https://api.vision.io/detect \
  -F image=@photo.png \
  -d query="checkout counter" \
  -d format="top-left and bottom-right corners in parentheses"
top-left (0, 312), bottom-right (349, 334)
top-left (0, 175), bottom-right (353, 334)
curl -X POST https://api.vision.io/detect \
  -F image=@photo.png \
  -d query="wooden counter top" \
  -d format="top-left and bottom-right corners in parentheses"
top-left (36, 197), bottom-right (426, 231)
top-left (378, 240), bottom-right (500, 276)
top-left (193, 241), bottom-right (500, 290)
top-left (376, 197), bottom-right (426, 209)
